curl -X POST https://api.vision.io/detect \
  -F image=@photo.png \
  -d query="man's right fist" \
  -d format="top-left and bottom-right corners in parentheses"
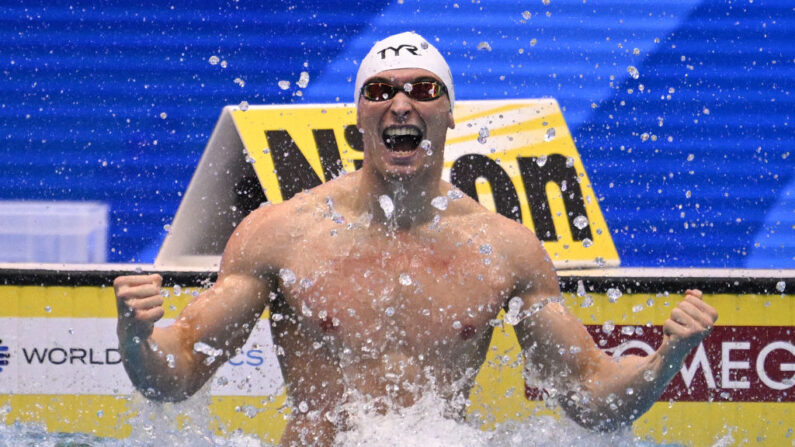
top-left (113, 274), bottom-right (165, 339)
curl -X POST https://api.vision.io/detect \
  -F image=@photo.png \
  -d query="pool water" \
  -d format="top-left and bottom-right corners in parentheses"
top-left (0, 391), bottom-right (735, 447)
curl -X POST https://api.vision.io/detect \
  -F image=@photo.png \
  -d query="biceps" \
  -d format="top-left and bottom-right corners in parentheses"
top-left (516, 302), bottom-right (604, 382)
top-left (176, 274), bottom-right (271, 354)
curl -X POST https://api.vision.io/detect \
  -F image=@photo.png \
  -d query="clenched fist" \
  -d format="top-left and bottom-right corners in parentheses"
top-left (661, 289), bottom-right (718, 359)
top-left (113, 274), bottom-right (165, 343)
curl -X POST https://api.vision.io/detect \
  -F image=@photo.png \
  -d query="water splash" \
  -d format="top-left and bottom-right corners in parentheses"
top-left (379, 195), bottom-right (395, 219)
top-left (431, 196), bottom-right (449, 211)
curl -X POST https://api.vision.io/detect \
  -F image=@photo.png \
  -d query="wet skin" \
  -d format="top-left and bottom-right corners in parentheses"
top-left (113, 68), bottom-right (718, 446)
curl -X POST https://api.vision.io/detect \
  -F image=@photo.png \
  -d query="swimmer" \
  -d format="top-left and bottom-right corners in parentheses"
top-left (113, 32), bottom-right (718, 446)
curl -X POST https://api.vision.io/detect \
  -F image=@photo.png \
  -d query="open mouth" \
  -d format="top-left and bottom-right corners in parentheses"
top-left (382, 126), bottom-right (423, 155)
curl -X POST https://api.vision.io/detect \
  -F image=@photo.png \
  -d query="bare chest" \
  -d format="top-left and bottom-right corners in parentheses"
top-left (278, 228), bottom-right (514, 355)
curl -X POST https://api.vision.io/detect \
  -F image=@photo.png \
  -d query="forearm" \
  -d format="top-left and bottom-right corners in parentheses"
top-left (562, 351), bottom-right (679, 431)
top-left (118, 324), bottom-right (205, 401)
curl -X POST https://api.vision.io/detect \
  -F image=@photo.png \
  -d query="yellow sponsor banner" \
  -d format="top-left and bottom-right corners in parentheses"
top-left (229, 100), bottom-right (619, 268)
top-left (3, 285), bottom-right (790, 326)
top-left (1, 283), bottom-right (792, 445)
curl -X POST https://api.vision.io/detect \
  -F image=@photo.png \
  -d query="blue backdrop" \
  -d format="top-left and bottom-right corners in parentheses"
top-left (1, 0), bottom-right (792, 267)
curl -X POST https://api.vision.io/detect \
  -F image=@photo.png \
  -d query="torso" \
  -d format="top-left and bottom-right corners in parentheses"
top-left (248, 173), bottom-right (530, 442)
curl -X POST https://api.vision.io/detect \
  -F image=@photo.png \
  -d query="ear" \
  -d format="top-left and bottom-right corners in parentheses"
top-left (447, 110), bottom-right (455, 130)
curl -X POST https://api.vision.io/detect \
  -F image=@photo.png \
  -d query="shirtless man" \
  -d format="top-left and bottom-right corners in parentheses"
top-left (113, 32), bottom-right (718, 446)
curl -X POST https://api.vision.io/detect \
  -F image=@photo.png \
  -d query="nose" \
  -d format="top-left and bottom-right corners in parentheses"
top-left (389, 91), bottom-right (412, 122)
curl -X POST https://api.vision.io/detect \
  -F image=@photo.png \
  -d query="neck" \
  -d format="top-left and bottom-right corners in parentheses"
top-left (355, 164), bottom-right (445, 231)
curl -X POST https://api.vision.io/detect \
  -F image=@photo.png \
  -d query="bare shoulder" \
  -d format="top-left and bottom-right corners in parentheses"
top-left (452, 201), bottom-right (558, 297)
top-left (220, 176), bottom-right (352, 276)
top-left (220, 196), bottom-right (309, 277)
top-left (494, 216), bottom-right (560, 298)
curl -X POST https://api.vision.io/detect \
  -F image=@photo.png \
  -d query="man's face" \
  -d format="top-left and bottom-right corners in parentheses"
top-left (357, 68), bottom-right (455, 181)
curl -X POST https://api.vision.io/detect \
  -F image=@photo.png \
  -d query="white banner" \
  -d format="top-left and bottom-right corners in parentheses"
top-left (0, 318), bottom-right (283, 396)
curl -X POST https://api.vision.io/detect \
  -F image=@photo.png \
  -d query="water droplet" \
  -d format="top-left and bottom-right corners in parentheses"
top-left (378, 195), bottom-right (394, 219)
top-left (632, 304), bottom-right (644, 313)
top-left (431, 196), bottom-right (448, 210)
top-left (625, 387), bottom-right (635, 395)
top-left (573, 215), bottom-right (589, 230)
top-left (301, 303), bottom-right (313, 318)
top-left (542, 0), bottom-right (550, 5)
top-left (685, 190), bottom-right (692, 199)
top-left (193, 341), bottom-right (222, 358)
top-left (702, 107), bottom-right (710, 115)
top-left (627, 66), bottom-right (640, 79)
top-left (234, 78), bottom-right (246, 88)
top-left (643, 370), bottom-right (656, 382)
top-left (452, 320), bottom-right (462, 330)
top-left (239, 101), bottom-right (249, 111)
top-left (166, 354), bottom-right (175, 368)
top-left (565, 156), bottom-right (575, 168)
top-left (245, 155), bottom-right (256, 164)
top-left (420, 139), bottom-right (433, 155)
top-left (607, 288), bottom-right (623, 303)
top-left (582, 238), bottom-right (593, 248)
top-left (776, 281), bottom-right (786, 292)
top-left (279, 268), bottom-right (296, 285)
top-left (278, 80), bottom-right (290, 90)
top-left (399, 273), bottom-right (412, 286)
top-left (477, 41), bottom-right (492, 51)
top-left (641, 132), bottom-right (650, 142)
top-left (530, 38), bottom-right (538, 47)
top-left (97, 410), bottom-right (104, 418)
top-left (45, 306), bottom-right (51, 313)
top-left (297, 71), bottom-right (310, 88)
top-left (504, 311), bottom-right (521, 326)
top-left (447, 188), bottom-right (464, 200)
top-left (208, 55), bottom-right (220, 65)
top-left (544, 128), bottom-right (556, 142)
top-left (521, 10), bottom-right (531, 19)
top-left (159, 112), bottom-right (167, 119)
top-left (602, 321), bottom-right (615, 334)
top-left (621, 326), bottom-right (635, 335)
top-left (421, 41), bottom-right (429, 49)
top-left (271, 313), bottom-right (283, 321)
top-left (508, 296), bottom-right (523, 312)
top-left (220, 60), bottom-right (228, 68)
top-left (576, 280), bottom-right (586, 297)
top-left (298, 401), bottom-right (309, 413)
top-left (479, 244), bottom-right (493, 255)
top-left (403, 82), bottom-right (413, 92)
top-left (385, 307), bottom-right (395, 317)
top-left (535, 155), bottom-right (548, 166)
top-left (477, 127), bottom-right (490, 144)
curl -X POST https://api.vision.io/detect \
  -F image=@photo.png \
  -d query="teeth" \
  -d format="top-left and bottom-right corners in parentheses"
top-left (385, 127), bottom-right (421, 137)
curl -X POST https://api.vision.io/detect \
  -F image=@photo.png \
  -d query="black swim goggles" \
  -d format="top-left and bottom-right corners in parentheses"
top-left (361, 80), bottom-right (448, 102)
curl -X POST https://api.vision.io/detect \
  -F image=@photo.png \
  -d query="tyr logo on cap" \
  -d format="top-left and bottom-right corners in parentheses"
top-left (377, 44), bottom-right (419, 59)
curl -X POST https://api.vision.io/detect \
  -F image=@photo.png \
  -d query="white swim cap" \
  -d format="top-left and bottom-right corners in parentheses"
top-left (354, 31), bottom-right (454, 110)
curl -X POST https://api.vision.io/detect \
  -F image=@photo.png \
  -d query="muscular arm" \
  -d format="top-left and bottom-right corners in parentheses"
top-left (114, 211), bottom-right (276, 401)
top-left (506, 226), bottom-right (717, 431)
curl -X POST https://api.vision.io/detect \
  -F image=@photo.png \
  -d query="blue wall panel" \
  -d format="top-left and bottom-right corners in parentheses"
top-left (1, 0), bottom-right (792, 267)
